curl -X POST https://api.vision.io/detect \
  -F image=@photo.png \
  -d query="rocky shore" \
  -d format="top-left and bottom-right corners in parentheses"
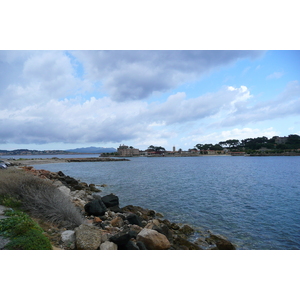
top-left (12, 166), bottom-right (236, 250)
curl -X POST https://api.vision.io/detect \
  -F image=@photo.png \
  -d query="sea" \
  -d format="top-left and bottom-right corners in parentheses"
top-left (5, 154), bottom-right (300, 250)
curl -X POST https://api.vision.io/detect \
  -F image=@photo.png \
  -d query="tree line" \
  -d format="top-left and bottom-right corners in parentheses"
top-left (195, 134), bottom-right (300, 152)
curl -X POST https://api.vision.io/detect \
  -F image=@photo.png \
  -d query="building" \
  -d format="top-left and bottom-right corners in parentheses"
top-left (117, 145), bottom-right (140, 156)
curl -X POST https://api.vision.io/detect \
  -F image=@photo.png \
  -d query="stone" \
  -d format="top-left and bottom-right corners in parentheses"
top-left (178, 224), bottom-right (194, 235)
top-left (101, 194), bottom-right (119, 208)
top-left (61, 230), bottom-right (75, 249)
top-left (136, 241), bottom-right (147, 250)
top-left (205, 234), bottom-right (236, 250)
top-left (123, 240), bottom-right (139, 250)
top-left (126, 213), bottom-right (143, 227)
top-left (100, 241), bottom-right (118, 250)
top-left (57, 185), bottom-right (71, 199)
top-left (136, 228), bottom-right (171, 250)
top-left (75, 224), bottom-right (102, 250)
top-left (111, 216), bottom-right (124, 228)
top-left (94, 217), bottom-right (102, 223)
top-left (84, 198), bottom-right (107, 216)
top-left (109, 229), bottom-right (137, 247)
top-left (61, 230), bottom-right (75, 243)
top-left (173, 236), bottom-right (202, 250)
top-left (109, 205), bottom-right (123, 213)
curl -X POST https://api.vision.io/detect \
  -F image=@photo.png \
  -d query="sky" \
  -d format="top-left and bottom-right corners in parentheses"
top-left (0, 50), bottom-right (299, 151)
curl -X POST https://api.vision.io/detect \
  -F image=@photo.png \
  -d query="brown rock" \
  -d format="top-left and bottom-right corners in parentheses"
top-left (94, 217), bottom-right (102, 223)
top-left (137, 228), bottom-right (171, 250)
top-left (111, 216), bottom-right (124, 227)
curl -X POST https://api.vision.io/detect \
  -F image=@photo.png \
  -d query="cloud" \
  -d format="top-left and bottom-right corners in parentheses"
top-left (185, 127), bottom-right (278, 145)
top-left (0, 51), bottom-right (83, 109)
top-left (73, 50), bottom-right (264, 101)
top-left (211, 81), bottom-right (300, 128)
top-left (0, 84), bottom-right (256, 145)
top-left (266, 71), bottom-right (284, 79)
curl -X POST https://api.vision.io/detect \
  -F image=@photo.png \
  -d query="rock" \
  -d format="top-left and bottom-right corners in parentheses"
top-left (111, 216), bottom-right (124, 228)
top-left (101, 194), bottom-right (119, 208)
top-left (156, 212), bottom-right (164, 218)
top-left (109, 229), bottom-right (137, 247)
top-left (75, 224), bottom-right (102, 250)
top-left (136, 241), bottom-right (147, 250)
top-left (84, 198), bottom-right (107, 216)
top-left (94, 217), bottom-right (102, 223)
top-left (194, 237), bottom-right (211, 249)
top-left (136, 228), bottom-right (171, 250)
top-left (123, 240), bottom-right (139, 250)
top-left (57, 185), bottom-right (71, 199)
top-left (108, 205), bottom-right (123, 213)
top-left (173, 236), bottom-right (202, 250)
top-left (205, 234), bottom-right (236, 250)
top-left (61, 230), bottom-right (75, 249)
top-left (126, 213), bottom-right (143, 227)
top-left (178, 224), bottom-right (194, 235)
top-left (100, 241), bottom-right (118, 250)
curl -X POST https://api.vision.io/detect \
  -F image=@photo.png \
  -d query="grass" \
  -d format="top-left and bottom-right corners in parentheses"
top-left (0, 168), bottom-right (85, 229)
top-left (0, 209), bottom-right (52, 250)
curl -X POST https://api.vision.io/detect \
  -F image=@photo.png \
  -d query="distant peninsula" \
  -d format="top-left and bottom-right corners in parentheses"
top-left (0, 147), bottom-right (117, 156)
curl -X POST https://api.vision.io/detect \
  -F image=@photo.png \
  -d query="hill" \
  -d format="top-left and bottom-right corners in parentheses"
top-left (66, 147), bottom-right (117, 154)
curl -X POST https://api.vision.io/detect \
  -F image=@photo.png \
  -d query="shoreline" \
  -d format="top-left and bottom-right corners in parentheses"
top-left (2, 164), bottom-right (237, 250)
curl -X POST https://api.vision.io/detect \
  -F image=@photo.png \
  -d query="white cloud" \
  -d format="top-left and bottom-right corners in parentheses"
top-left (185, 127), bottom-right (278, 145)
top-left (266, 72), bottom-right (284, 79)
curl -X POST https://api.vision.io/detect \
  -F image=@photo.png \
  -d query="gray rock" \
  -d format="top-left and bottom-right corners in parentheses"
top-left (61, 230), bottom-right (75, 249)
top-left (100, 241), bottom-right (118, 250)
top-left (75, 224), bottom-right (102, 250)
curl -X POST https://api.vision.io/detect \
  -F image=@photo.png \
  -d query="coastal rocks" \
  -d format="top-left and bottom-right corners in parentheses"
top-left (84, 198), bottom-right (107, 216)
top-left (136, 228), bottom-right (171, 250)
top-left (206, 234), bottom-right (236, 250)
top-left (75, 224), bottom-right (102, 250)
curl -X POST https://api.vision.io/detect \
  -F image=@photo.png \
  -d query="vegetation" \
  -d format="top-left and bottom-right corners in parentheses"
top-left (147, 145), bottom-right (166, 154)
top-left (195, 134), bottom-right (300, 154)
top-left (0, 168), bottom-right (84, 229)
top-left (0, 206), bottom-right (52, 250)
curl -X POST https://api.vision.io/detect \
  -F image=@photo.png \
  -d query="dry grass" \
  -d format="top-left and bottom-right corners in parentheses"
top-left (0, 168), bottom-right (84, 229)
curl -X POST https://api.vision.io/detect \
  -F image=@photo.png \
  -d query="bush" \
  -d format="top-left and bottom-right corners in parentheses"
top-left (0, 210), bottom-right (52, 250)
top-left (0, 168), bottom-right (84, 229)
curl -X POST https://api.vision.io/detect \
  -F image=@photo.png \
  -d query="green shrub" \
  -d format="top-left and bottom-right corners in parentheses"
top-left (0, 209), bottom-right (52, 250)
top-left (0, 195), bottom-right (22, 209)
top-left (4, 229), bottom-right (52, 250)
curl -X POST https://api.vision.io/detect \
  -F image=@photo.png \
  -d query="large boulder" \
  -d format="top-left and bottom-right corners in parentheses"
top-left (101, 194), bottom-right (119, 208)
top-left (84, 198), bottom-right (107, 216)
top-left (75, 224), bottom-right (102, 250)
top-left (136, 228), bottom-right (171, 250)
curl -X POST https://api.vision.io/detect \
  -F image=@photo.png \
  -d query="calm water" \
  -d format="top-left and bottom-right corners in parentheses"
top-left (33, 156), bottom-right (300, 250)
